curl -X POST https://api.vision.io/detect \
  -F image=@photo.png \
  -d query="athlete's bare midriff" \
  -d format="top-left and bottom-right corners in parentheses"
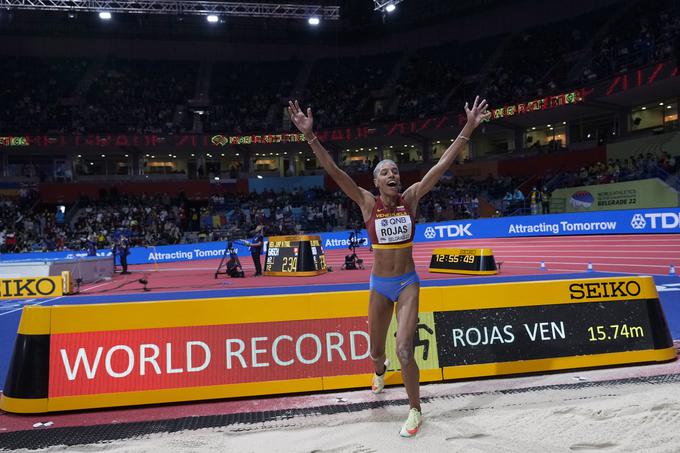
top-left (371, 247), bottom-right (415, 277)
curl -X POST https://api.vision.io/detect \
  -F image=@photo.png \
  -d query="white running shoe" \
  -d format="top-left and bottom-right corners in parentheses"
top-left (371, 358), bottom-right (390, 394)
top-left (399, 408), bottom-right (423, 438)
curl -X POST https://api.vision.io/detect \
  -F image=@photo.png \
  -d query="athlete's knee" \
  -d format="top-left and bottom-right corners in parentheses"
top-left (370, 346), bottom-right (386, 361)
top-left (395, 342), bottom-right (414, 367)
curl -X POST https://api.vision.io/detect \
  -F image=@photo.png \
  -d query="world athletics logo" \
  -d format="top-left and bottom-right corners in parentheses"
top-left (569, 191), bottom-right (594, 209)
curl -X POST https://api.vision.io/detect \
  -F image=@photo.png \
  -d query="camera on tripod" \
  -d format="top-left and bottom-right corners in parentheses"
top-left (215, 239), bottom-right (245, 278)
top-left (342, 228), bottom-right (366, 270)
top-left (226, 241), bottom-right (245, 278)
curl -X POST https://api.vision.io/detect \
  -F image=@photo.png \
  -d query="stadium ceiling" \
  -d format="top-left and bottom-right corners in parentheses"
top-left (0, 0), bottom-right (341, 19)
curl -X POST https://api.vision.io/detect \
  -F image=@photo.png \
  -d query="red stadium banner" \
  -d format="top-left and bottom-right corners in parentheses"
top-left (604, 61), bottom-right (679, 96)
top-left (48, 317), bottom-right (371, 397)
top-left (4, 60), bottom-right (677, 151)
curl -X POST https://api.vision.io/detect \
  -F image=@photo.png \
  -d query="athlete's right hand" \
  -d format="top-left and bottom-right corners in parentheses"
top-left (287, 100), bottom-right (314, 135)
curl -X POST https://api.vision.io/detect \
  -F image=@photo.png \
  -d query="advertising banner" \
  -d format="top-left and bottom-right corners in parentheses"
top-left (2, 276), bottom-right (673, 413)
top-left (434, 300), bottom-right (654, 366)
top-left (3, 208), bottom-right (680, 266)
top-left (0, 250), bottom-right (113, 263)
top-left (128, 242), bottom-right (242, 265)
top-left (550, 179), bottom-right (678, 213)
top-left (414, 207), bottom-right (680, 243)
top-left (49, 317), bottom-right (371, 397)
top-left (0, 276), bottom-right (63, 299)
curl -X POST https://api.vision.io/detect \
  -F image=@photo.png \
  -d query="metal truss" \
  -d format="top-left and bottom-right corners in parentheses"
top-left (0, 0), bottom-right (340, 19)
top-left (372, 0), bottom-right (403, 11)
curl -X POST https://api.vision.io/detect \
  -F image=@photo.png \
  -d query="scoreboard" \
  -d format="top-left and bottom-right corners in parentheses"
top-left (264, 235), bottom-right (327, 276)
top-left (429, 248), bottom-right (498, 275)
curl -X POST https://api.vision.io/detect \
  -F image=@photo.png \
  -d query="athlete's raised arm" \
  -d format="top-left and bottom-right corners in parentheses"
top-left (288, 100), bottom-right (374, 215)
top-left (403, 96), bottom-right (491, 205)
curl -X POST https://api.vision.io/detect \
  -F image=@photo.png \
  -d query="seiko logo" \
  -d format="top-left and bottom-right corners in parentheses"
top-left (1, 278), bottom-right (58, 298)
top-left (569, 281), bottom-right (641, 300)
top-left (424, 224), bottom-right (473, 239)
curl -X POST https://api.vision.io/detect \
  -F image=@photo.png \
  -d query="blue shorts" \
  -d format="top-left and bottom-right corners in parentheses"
top-left (370, 271), bottom-right (420, 302)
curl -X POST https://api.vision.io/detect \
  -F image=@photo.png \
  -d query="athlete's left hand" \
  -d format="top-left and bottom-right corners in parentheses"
top-left (465, 96), bottom-right (491, 128)
top-left (288, 100), bottom-right (314, 136)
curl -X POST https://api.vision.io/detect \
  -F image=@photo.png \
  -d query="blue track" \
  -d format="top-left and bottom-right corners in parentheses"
top-left (1, 271), bottom-right (679, 391)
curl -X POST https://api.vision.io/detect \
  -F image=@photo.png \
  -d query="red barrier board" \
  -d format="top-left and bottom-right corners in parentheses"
top-left (48, 317), bottom-right (371, 397)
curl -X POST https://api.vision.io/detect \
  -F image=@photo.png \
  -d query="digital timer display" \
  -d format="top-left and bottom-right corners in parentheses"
top-left (264, 235), bottom-right (327, 276)
top-left (429, 248), bottom-right (497, 275)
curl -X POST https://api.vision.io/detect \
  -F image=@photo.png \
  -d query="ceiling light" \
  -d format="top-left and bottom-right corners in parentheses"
top-left (308, 17), bottom-right (320, 26)
top-left (374, 0), bottom-right (403, 12)
top-left (207, 15), bottom-right (218, 23)
top-left (98, 11), bottom-right (111, 20)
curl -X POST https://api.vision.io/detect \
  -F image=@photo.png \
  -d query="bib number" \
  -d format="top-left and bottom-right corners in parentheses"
top-left (374, 215), bottom-right (412, 244)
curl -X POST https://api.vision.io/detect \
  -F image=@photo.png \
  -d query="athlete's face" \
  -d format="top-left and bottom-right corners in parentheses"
top-left (374, 161), bottom-right (400, 195)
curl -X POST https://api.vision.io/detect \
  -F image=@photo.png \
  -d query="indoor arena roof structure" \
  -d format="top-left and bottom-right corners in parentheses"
top-left (0, 0), bottom-right (538, 42)
top-left (0, 0), bottom-right (341, 19)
